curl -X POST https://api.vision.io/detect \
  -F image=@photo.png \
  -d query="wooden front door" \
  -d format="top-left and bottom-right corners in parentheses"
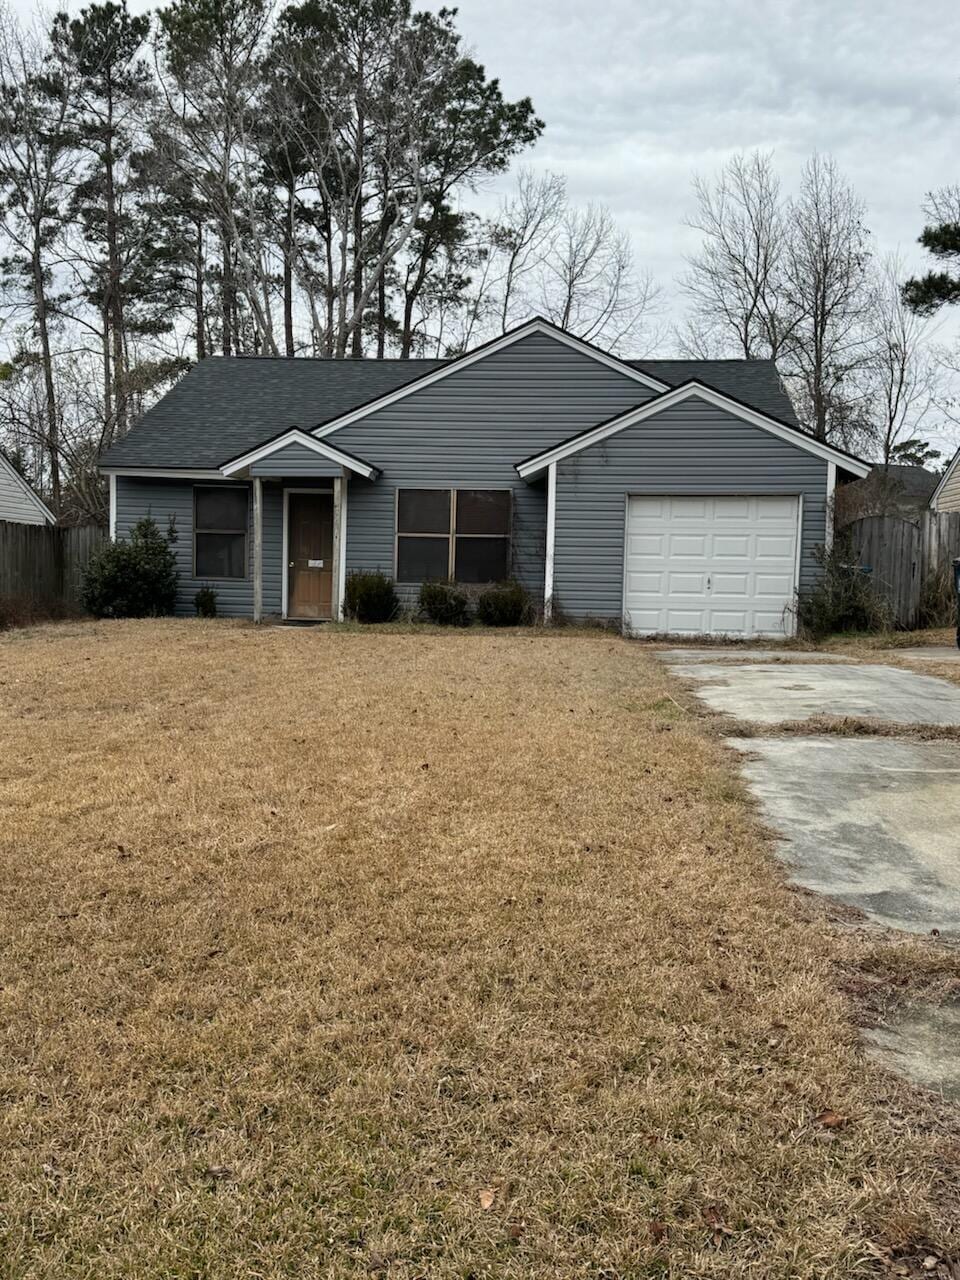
top-left (287, 492), bottom-right (334, 619)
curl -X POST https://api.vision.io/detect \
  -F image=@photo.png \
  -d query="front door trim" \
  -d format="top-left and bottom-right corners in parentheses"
top-left (282, 485), bottom-right (334, 619)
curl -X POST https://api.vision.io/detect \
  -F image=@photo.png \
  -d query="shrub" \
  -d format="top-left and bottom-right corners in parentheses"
top-left (419, 579), bottom-right (470, 626)
top-left (194, 586), bottom-right (218, 618)
top-left (344, 570), bottom-right (398, 623)
top-left (0, 596), bottom-right (78, 632)
top-left (795, 542), bottom-right (893, 639)
top-left (476, 580), bottom-right (531, 627)
top-left (917, 564), bottom-right (957, 630)
top-left (81, 516), bottom-right (179, 619)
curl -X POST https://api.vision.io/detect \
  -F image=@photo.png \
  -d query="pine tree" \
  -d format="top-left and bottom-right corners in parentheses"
top-left (49, 0), bottom-right (157, 442)
top-left (903, 187), bottom-right (960, 314)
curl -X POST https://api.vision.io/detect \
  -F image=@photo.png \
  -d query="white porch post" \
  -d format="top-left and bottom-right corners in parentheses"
top-left (108, 473), bottom-right (117, 540)
top-left (332, 473), bottom-right (343, 621)
top-left (544, 461), bottom-right (557, 623)
top-left (825, 461), bottom-right (837, 552)
top-left (253, 476), bottom-right (263, 624)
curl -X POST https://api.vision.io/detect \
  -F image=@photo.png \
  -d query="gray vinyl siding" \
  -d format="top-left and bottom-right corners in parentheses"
top-left (115, 477), bottom-right (283, 616)
top-left (552, 399), bottom-right (829, 621)
top-left (250, 444), bottom-right (343, 477)
top-left (333, 332), bottom-right (656, 603)
top-left (0, 464), bottom-right (49, 524)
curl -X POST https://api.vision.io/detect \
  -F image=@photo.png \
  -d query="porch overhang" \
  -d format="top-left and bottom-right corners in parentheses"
top-left (219, 427), bottom-right (380, 481)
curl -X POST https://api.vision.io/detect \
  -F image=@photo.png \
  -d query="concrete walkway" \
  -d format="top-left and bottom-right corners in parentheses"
top-left (657, 644), bottom-right (960, 1100)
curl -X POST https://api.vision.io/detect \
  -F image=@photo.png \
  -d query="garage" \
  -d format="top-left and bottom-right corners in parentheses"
top-left (623, 494), bottom-right (800, 638)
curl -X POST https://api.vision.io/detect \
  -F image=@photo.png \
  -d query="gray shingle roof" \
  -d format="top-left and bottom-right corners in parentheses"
top-left (101, 352), bottom-right (797, 470)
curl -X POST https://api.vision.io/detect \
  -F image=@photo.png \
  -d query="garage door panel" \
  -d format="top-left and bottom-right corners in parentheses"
top-left (627, 571), bottom-right (664, 593)
top-left (710, 572), bottom-right (749, 596)
top-left (756, 535), bottom-right (796, 558)
top-left (755, 496), bottom-right (798, 520)
top-left (624, 495), bottom-right (799, 638)
top-left (669, 535), bottom-right (707, 557)
top-left (668, 571), bottom-right (707, 593)
top-left (628, 533), bottom-right (665, 557)
top-left (669, 497), bottom-right (708, 519)
top-left (713, 535), bottom-right (750, 557)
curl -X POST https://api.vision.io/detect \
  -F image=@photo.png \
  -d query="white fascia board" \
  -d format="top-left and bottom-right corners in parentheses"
top-left (220, 428), bottom-right (378, 480)
top-left (515, 383), bottom-right (871, 480)
top-left (311, 319), bottom-right (669, 440)
top-left (0, 452), bottom-right (56, 523)
top-left (930, 447), bottom-right (960, 510)
top-left (99, 467), bottom-right (227, 480)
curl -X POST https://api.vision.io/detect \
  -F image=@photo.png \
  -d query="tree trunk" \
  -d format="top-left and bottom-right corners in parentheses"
top-left (31, 231), bottom-right (60, 515)
top-left (221, 226), bottom-right (233, 356)
top-left (103, 78), bottom-right (126, 436)
top-left (195, 218), bottom-right (206, 361)
top-left (283, 184), bottom-right (295, 357)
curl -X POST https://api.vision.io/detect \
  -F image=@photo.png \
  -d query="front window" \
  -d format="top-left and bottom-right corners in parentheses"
top-left (396, 488), bottom-right (511, 584)
top-left (194, 486), bottom-right (248, 579)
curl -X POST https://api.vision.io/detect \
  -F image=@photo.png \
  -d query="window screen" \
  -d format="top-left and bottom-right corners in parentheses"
top-left (195, 486), bottom-right (248, 580)
top-left (395, 488), bottom-right (511, 584)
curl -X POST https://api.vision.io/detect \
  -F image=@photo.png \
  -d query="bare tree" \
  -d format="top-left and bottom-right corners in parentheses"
top-left (538, 202), bottom-right (660, 352)
top-left (861, 252), bottom-right (941, 463)
top-left (681, 151), bottom-right (791, 359)
top-left (0, 6), bottom-right (73, 512)
top-left (781, 154), bottom-right (872, 443)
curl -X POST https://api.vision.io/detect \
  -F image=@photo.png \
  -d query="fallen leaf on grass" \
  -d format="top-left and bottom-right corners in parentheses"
top-left (814, 1109), bottom-right (848, 1130)
top-left (478, 1187), bottom-right (496, 1211)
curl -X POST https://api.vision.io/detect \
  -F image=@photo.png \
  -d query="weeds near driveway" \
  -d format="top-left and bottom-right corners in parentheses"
top-left (0, 620), bottom-right (957, 1277)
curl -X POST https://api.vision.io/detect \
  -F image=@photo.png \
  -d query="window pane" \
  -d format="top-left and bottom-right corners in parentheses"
top-left (398, 489), bottom-right (450, 534)
top-left (397, 535), bottom-right (449, 582)
top-left (196, 487), bottom-right (248, 532)
top-left (455, 536), bottom-right (508, 584)
top-left (196, 532), bottom-right (246, 578)
top-left (456, 489), bottom-right (511, 535)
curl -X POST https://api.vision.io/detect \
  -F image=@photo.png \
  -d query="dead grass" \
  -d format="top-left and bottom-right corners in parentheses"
top-left (0, 619), bottom-right (958, 1278)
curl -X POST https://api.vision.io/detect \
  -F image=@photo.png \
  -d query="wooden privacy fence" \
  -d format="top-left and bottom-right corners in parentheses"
top-left (0, 520), bottom-right (106, 607)
top-left (842, 510), bottom-right (960, 628)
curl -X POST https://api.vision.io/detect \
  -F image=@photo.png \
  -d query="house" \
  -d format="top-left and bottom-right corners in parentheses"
top-left (835, 463), bottom-right (940, 527)
top-left (930, 448), bottom-right (960, 514)
top-left (0, 452), bottom-right (55, 526)
top-left (99, 317), bottom-right (869, 638)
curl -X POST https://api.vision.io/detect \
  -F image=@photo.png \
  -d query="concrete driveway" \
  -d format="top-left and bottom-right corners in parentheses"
top-left (658, 644), bottom-right (960, 1103)
top-left (659, 648), bottom-right (960, 935)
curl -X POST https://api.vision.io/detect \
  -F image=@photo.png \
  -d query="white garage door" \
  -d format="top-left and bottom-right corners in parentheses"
top-left (624, 495), bottom-right (800, 638)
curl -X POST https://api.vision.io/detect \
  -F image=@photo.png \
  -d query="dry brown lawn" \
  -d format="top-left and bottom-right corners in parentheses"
top-left (1, 619), bottom-right (958, 1279)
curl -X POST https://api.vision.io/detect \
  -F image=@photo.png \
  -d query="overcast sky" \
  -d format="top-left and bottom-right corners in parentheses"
top-left (431, 0), bottom-right (959, 315)
top-left (9, 0), bottom-right (960, 370)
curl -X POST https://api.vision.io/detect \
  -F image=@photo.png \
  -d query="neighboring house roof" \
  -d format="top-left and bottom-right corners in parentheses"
top-left (835, 464), bottom-right (940, 527)
top-left (100, 318), bottom-right (799, 472)
top-left (515, 381), bottom-right (870, 480)
top-left (0, 451), bottom-right (56, 524)
top-left (930, 448), bottom-right (960, 511)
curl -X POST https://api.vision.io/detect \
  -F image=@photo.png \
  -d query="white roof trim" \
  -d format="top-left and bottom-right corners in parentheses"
top-left (515, 382), bottom-right (871, 480)
top-left (0, 451), bottom-right (56, 522)
top-left (220, 427), bottom-right (378, 480)
top-left (930, 447), bottom-right (960, 510)
top-left (311, 318), bottom-right (669, 440)
top-left (100, 467), bottom-right (227, 480)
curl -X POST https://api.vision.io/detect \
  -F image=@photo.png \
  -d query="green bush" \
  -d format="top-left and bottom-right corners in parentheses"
top-left (194, 586), bottom-right (218, 618)
top-left (796, 543), bottom-right (893, 639)
top-left (419, 579), bottom-right (470, 626)
top-left (476, 580), bottom-right (531, 626)
top-left (344, 570), bottom-right (398, 623)
top-left (81, 516), bottom-right (179, 619)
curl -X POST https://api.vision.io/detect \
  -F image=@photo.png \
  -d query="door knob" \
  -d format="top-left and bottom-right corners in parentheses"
top-left (289, 561), bottom-right (294, 568)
